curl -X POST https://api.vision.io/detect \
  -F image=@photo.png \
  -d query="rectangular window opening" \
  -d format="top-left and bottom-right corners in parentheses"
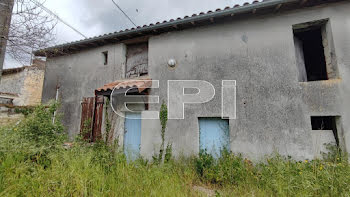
top-left (102, 51), bottom-right (108, 65)
top-left (293, 20), bottom-right (334, 82)
top-left (126, 42), bottom-right (148, 78)
top-left (311, 116), bottom-right (339, 146)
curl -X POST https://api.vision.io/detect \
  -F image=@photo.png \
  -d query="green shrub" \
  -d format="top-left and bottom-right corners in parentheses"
top-left (14, 103), bottom-right (65, 146)
top-left (322, 143), bottom-right (345, 163)
top-left (195, 149), bottom-right (252, 185)
top-left (14, 106), bottom-right (35, 116)
top-left (195, 149), bottom-right (215, 178)
top-left (164, 143), bottom-right (173, 163)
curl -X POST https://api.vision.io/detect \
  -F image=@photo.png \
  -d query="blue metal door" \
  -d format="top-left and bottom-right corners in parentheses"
top-left (199, 118), bottom-right (230, 158)
top-left (124, 112), bottom-right (141, 160)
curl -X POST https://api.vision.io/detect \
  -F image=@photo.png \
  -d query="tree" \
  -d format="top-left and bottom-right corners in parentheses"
top-left (6, 0), bottom-right (57, 65)
top-left (0, 0), bottom-right (14, 78)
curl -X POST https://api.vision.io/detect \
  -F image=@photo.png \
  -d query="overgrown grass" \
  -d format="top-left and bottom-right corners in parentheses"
top-left (0, 104), bottom-right (350, 196)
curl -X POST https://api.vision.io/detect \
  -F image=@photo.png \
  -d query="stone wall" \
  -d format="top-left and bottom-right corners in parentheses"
top-left (0, 104), bottom-right (24, 126)
top-left (0, 60), bottom-right (45, 106)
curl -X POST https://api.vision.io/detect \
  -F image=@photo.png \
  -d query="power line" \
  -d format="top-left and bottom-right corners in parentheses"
top-left (29, 0), bottom-right (87, 39)
top-left (111, 0), bottom-right (137, 27)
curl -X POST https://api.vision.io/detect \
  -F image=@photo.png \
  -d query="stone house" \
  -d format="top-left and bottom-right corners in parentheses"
top-left (0, 59), bottom-right (45, 106)
top-left (34, 0), bottom-right (350, 161)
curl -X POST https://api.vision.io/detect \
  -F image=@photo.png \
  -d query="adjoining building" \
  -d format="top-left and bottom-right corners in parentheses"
top-left (0, 59), bottom-right (45, 125)
top-left (0, 59), bottom-right (45, 106)
top-left (34, 0), bottom-right (350, 161)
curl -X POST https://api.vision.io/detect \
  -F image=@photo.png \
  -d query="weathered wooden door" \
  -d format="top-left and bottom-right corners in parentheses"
top-left (80, 97), bottom-right (95, 141)
top-left (80, 96), bottom-right (104, 142)
top-left (92, 95), bottom-right (104, 142)
top-left (124, 112), bottom-right (141, 160)
top-left (199, 118), bottom-right (230, 158)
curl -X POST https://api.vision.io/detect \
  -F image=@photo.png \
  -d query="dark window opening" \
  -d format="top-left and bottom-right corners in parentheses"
top-left (294, 24), bottom-right (328, 81)
top-left (311, 116), bottom-right (339, 146)
top-left (139, 73), bottom-right (148, 76)
top-left (102, 51), bottom-right (108, 65)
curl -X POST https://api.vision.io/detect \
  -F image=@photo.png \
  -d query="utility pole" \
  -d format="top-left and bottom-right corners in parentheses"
top-left (0, 0), bottom-right (14, 80)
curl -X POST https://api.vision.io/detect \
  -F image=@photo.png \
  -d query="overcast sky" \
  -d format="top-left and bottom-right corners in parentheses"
top-left (4, 0), bottom-right (254, 68)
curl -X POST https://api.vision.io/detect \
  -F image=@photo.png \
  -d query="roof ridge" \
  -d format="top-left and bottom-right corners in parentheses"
top-left (37, 0), bottom-right (272, 51)
top-left (35, 0), bottom-right (339, 57)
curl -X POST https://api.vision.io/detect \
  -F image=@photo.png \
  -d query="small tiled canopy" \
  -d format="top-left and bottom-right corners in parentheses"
top-left (95, 76), bottom-right (152, 95)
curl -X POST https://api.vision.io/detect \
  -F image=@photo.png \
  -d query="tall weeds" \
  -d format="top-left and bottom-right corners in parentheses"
top-left (0, 104), bottom-right (350, 196)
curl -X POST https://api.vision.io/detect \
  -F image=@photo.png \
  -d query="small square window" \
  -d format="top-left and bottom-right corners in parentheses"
top-left (311, 116), bottom-right (339, 146)
top-left (102, 51), bottom-right (108, 65)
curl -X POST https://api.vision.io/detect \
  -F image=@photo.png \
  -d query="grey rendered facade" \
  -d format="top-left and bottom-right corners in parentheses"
top-left (37, 0), bottom-right (350, 160)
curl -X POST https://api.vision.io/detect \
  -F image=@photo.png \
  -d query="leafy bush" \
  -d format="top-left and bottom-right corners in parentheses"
top-left (322, 143), bottom-right (345, 163)
top-left (0, 103), bottom-right (65, 169)
top-left (14, 106), bottom-right (35, 116)
top-left (164, 143), bottom-right (173, 163)
top-left (15, 103), bottom-right (65, 145)
top-left (195, 149), bottom-right (252, 185)
top-left (195, 149), bottom-right (215, 178)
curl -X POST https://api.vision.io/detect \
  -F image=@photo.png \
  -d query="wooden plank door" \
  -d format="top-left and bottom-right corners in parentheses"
top-left (80, 97), bottom-right (95, 141)
top-left (92, 95), bottom-right (104, 142)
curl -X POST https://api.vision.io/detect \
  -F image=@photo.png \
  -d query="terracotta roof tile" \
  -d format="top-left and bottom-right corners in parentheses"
top-left (96, 76), bottom-right (152, 93)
